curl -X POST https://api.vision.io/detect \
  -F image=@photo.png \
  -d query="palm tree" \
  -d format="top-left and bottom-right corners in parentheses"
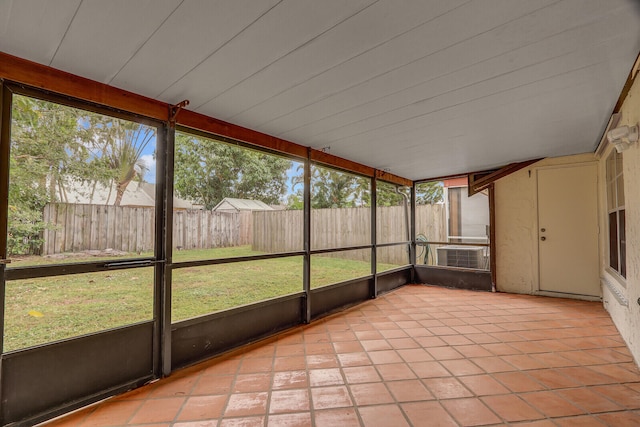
top-left (89, 118), bottom-right (155, 206)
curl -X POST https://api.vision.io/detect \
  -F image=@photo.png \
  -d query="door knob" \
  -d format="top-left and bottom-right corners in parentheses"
top-left (540, 228), bottom-right (546, 232)
top-left (540, 236), bottom-right (546, 241)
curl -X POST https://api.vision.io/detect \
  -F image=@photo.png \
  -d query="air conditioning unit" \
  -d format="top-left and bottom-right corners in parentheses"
top-left (437, 246), bottom-right (485, 269)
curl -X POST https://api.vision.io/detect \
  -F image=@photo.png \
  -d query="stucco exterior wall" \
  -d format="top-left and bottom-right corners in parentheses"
top-left (494, 153), bottom-right (596, 295)
top-left (495, 75), bottom-right (640, 365)
top-left (599, 76), bottom-right (640, 365)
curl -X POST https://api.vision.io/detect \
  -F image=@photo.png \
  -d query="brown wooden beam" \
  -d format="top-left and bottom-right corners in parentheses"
top-left (613, 51), bottom-right (640, 114)
top-left (468, 158), bottom-right (542, 196)
top-left (310, 150), bottom-right (374, 177)
top-left (415, 171), bottom-right (471, 183)
top-left (0, 51), bottom-right (414, 185)
top-left (0, 51), bottom-right (168, 121)
top-left (179, 114), bottom-right (412, 186)
top-left (178, 110), bottom-right (308, 159)
top-left (375, 169), bottom-right (413, 187)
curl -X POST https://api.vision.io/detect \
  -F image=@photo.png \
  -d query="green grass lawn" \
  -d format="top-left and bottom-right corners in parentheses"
top-left (4, 246), bottom-right (400, 352)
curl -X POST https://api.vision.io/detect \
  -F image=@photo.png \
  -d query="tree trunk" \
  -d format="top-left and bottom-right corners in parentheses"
top-left (114, 180), bottom-right (131, 206)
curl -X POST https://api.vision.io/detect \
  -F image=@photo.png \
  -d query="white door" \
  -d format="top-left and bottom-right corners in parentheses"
top-left (537, 164), bottom-right (600, 297)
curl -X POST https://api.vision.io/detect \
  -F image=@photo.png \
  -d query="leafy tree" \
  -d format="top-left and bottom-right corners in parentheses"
top-left (286, 193), bottom-right (304, 210)
top-left (290, 165), bottom-right (370, 209)
top-left (10, 96), bottom-right (96, 199)
top-left (7, 95), bottom-right (155, 253)
top-left (8, 96), bottom-right (96, 254)
top-left (173, 133), bottom-right (290, 209)
top-left (415, 181), bottom-right (444, 204)
top-left (375, 181), bottom-right (409, 207)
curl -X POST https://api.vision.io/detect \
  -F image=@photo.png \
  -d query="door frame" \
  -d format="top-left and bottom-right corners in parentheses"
top-left (534, 162), bottom-right (601, 300)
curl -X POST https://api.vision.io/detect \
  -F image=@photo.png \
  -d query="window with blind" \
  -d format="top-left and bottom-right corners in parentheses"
top-left (606, 150), bottom-right (626, 279)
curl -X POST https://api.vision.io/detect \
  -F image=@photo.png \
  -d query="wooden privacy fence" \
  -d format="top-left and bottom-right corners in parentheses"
top-left (414, 204), bottom-right (447, 243)
top-left (43, 203), bottom-right (155, 255)
top-left (42, 204), bottom-right (246, 255)
top-left (173, 209), bottom-right (242, 251)
top-left (43, 203), bottom-right (446, 262)
top-left (252, 205), bottom-right (446, 264)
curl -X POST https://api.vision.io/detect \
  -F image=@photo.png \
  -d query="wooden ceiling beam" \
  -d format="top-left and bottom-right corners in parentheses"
top-left (468, 158), bottom-right (542, 196)
top-left (0, 51), bottom-right (168, 121)
top-left (375, 169), bottom-right (413, 187)
top-left (0, 51), bottom-right (413, 185)
top-left (178, 110), bottom-right (308, 159)
top-left (310, 149), bottom-right (374, 177)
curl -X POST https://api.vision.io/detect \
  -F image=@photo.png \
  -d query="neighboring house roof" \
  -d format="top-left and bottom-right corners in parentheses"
top-left (212, 198), bottom-right (274, 212)
top-left (136, 182), bottom-right (200, 209)
top-left (59, 180), bottom-right (200, 209)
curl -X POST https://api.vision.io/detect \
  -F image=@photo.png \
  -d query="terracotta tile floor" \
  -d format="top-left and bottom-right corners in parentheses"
top-left (41, 285), bottom-right (640, 427)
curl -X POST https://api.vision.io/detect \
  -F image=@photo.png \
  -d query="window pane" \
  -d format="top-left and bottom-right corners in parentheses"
top-left (415, 181), bottom-right (446, 251)
top-left (444, 180), bottom-right (490, 245)
top-left (376, 182), bottom-right (411, 244)
top-left (616, 174), bottom-right (624, 207)
top-left (415, 179), bottom-right (491, 270)
top-left (4, 268), bottom-right (154, 352)
top-left (605, 150), bottom-right (624, 278)
top-left (607, 180), bottom-right (616, 211)
top-left (173, 131), bottom-right (299, 262)
top-left (310, 165), bottom-right (370, 250)
top-left (619, 210), bottom-right (626, 278)
top-left (8, 95), bottom-right (157, 266)
top-left (311, 249), bottom-right (371, 288)
top-left (171, 256), bottom-right (303, 322)
top-left (377, 244), bottom-right (410, 272)
top-left (609, 212), bottom-right (619, 271)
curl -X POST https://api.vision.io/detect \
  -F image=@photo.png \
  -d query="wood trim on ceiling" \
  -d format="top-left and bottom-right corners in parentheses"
top-left (612, 51), bottom-right (640, 114)
top-left (0, 52), bottom-right (168, 121)
top-left (0, 51), bottom-right (411, 186)
top-left (310, 149), bottom-right (374, 177)
top-left (467, 158), bottom-right (542, 196)
top-left (415, 171), bottom-right (471, 183)
top-left (178, 109), bottom-right (308, 159)
top-left (375, 169), bottom-right (413, 187)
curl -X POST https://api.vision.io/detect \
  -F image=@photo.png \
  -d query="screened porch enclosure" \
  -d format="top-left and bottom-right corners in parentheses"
top-left (0, 1), bottom-right (639, 425)
top-left (0, 83), bottom-right (457, 427)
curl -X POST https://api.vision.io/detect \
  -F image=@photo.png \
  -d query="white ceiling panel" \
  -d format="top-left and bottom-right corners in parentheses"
top-left (331, 56), bottom-right (633, 176)
top-left (199, 0), bottom-right (469, 120)
top-left (110, 0), bottom-right (281, 98)
top-left (303, 35), bottom-right (629, 146)
top-left (220, 0), bottom-right (556, 127)
top-left (50, 0), bottom-right (181, 83)
top-left (0, 0), bottom-right (80, 64)
top-left (266, 0), bottom-right (626, 139)
top-left (1, 0), bottom-right (638, 180)
top-left (337, 65), bottom-right (620, 155)
top-left (159, 0), bottom-right (376, 108)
